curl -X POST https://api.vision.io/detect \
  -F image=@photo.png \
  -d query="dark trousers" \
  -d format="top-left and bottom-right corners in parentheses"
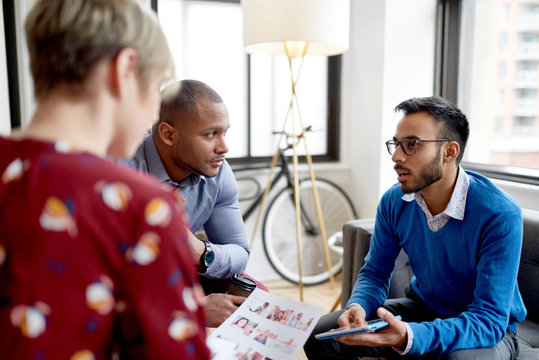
top-left (304, 287), bottom-right (519, 360)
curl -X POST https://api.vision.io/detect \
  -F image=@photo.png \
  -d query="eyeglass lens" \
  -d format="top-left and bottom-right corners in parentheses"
top-left (401, 140), bottom-right (416, 155)
top-left (387, 140), bottom-right (416, 155)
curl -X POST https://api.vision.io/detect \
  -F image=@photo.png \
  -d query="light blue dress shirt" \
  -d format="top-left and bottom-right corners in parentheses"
top-left (122, 133), bottom-right (249, 279)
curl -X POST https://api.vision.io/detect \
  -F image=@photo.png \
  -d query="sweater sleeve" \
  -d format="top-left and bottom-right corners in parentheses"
top-left (346, 191), bottom-right (402, 318)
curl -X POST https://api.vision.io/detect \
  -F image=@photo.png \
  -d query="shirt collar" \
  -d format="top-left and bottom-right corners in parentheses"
top-left (142, 130), bottom-right (206, 187)
top-left (401, 165), bottom-right (469, 220)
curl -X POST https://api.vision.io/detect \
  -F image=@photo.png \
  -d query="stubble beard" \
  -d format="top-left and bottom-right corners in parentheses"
top-left (400, 148), bottom-right (443, 194)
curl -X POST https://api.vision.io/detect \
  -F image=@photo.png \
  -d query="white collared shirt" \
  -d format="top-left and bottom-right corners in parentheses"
top-left (401, 166), bottom-right (470, 232)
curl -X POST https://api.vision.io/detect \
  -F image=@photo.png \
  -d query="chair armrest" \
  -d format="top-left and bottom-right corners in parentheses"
top-left (341, 218), bottom-right (413, 308)
top-left (341, 218), bottom-right (375, 308)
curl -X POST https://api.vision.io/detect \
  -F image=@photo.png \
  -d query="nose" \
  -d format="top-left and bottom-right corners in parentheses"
top-left (391, 144), bottom-right (405, 163)
top-left (216, 136), bottom-right (228, 155)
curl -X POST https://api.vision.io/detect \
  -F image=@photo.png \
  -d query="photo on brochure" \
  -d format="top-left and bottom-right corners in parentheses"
top-left (208, 288), bottom-right (324, 360)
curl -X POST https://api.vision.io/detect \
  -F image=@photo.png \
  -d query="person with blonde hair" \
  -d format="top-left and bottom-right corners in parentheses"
top-left (0, 0), bottom-right (209, 358)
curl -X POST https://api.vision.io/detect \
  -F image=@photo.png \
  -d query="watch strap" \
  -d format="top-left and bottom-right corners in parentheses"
top-left (198, 240), bottom-right (214, 274)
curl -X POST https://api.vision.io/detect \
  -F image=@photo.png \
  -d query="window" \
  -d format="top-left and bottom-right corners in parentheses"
top-left (498, 61), bottom-right (507, 81)
top-left (496, 89), bottom-right (506, 109)
top-left (519, 33), bottom-right (539, 57)
top-left (513, 116), bottom-right (535, 137)
top-left (154, 0), bottom-right (340, 162)
top-left (158, 0), bottom-right (247, 158)
top-left (515, 89), bottom-right (537, 114)
top-left (516, 61), bottom-right (537, 84)
top-left (520, 4), bottom-right (539, 28)
top-left (441, 0), bottom-right (539, 184)
top-left (495, 117), bottom-right (504, 137)
top-left (500, 33), bottom-right (509, 53)
top-left (500, 3), bottom-right (510, 25)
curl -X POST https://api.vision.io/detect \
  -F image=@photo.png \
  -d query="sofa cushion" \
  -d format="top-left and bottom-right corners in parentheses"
top-left (518, 209), bottom-right (539, 324)
top-left (517, 319), bottom-right (539, 349)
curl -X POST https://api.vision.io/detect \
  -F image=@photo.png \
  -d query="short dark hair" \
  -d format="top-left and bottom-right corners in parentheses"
top-left (158, 79), bottom-right (223, 126)
top-left (394, 96), bottom-right (470, 164)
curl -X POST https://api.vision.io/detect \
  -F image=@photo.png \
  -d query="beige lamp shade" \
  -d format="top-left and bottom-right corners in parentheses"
top-left (241, 0), bottom-right (350, 57)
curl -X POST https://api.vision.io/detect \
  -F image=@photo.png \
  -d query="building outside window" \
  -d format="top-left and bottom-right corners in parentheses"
top-left (458, 0), bottom-right (539, 172)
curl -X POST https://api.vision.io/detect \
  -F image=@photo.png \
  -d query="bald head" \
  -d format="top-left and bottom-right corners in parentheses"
top-left (151, 79), bottom-right (229, 181)
top-left (156, 80), bottom-right (223, 129)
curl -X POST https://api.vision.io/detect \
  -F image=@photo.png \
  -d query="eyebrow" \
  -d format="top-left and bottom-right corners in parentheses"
top-left (204, 125), bottom-right (230, 131)
top-left (392, 135), bottom-right (421, 141)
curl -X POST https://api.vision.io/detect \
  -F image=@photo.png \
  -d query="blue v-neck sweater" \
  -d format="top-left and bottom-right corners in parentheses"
top-left (347, 171), bottom-right (527, 355)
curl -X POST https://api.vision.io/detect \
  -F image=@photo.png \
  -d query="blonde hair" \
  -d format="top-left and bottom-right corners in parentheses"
top-left (25, 0), bottom-right (174, 99)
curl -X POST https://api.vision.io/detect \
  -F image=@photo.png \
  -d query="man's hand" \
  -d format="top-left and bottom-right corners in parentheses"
top-left (337, 304), bottom-right (367, 327)
top-left (336, 308), bottom-right (407, 349)
top-left (201, 293), bottom-right (246, 327)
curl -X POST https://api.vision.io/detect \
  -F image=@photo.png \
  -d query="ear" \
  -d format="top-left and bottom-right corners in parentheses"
top-left (157, 122), bottom-right (176, 146)
top-left (443, 141), bottom-right (460, 163)
top-left (109, 47), bottom-right (139, 98)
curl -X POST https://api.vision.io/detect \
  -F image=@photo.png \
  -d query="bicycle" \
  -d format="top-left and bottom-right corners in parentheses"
top-left (233, 128), bottom-right (358, 286)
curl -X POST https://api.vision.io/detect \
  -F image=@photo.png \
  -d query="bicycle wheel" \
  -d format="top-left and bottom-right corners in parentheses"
top-left (262, 178), bottom-right (357, 285)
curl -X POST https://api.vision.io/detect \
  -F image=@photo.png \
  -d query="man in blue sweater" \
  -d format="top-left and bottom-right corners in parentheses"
top-left (305, 96), bottom-right (526, 359)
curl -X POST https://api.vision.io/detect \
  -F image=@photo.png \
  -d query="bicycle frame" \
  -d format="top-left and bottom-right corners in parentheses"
top-left (240, 147), bottom-right (319, 234)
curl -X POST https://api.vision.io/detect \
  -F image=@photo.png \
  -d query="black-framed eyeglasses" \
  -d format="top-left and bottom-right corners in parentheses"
top-left (385, 138), bottom-right (450, 156)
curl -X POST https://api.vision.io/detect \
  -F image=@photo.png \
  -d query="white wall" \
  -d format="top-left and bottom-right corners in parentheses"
top-left (0, 4), bottom-right (11, 135)
top-left (341, 0), bottom-right (437, 218)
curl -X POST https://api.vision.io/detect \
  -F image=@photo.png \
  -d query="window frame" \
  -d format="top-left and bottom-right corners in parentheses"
top-left (436, 0), bottom-right (539, 186)
top-left (152, 0), bottom-right (342, 166)
top-left (3, 0), bottom-right (21, 129)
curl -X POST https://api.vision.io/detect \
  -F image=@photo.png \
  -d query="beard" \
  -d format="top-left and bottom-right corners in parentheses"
top-left (172, 153), bottom-right (223, 179)
top-left (400, 147), bottom-right (443, 194)
top-left (171, 142), bottom-right (223, 179)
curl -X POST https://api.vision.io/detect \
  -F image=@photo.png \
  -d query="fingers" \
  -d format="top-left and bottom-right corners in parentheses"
top-left (377, 308), bottom-right (393, 322)
top-left (203, 294), bottom-right (240, 327)
top-left (200, 294), bottom-right (247, 327)
top-left (376, 308), bottom-right (403, 330)
top-left (337, 310), bottom-right (351, 327)
top-left (336, 307), bottom-right (407, 348)
top-left (227, 294), bottom-right (247, 305)
top-left (337, 305), bottom-right (366, 327)
top-left (206, 293), bottom-right (246, 305)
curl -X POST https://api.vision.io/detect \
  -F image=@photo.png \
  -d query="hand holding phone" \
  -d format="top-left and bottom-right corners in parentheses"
top-left (315, 315), bottom-right (402, 340)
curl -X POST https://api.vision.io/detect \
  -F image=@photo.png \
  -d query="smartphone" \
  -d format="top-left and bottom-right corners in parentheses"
top-left (315, 315), bottom-right (402, 340)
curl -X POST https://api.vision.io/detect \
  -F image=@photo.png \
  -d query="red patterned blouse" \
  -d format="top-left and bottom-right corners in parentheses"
top-left (0, 137), bottom-right (210, 360)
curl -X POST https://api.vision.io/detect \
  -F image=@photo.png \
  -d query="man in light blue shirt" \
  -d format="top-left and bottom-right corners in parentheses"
top-left (124, 80), bottom-right (249, 326)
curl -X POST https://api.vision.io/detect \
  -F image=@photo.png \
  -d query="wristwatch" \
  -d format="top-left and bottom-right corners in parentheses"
top-left (198, 240), bottom-right (215, 274)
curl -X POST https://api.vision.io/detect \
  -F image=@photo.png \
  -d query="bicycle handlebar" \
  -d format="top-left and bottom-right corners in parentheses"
top-left (272, 126), bottom-right (317, 148)
top-left (271, 125), bottom-right (313, 138)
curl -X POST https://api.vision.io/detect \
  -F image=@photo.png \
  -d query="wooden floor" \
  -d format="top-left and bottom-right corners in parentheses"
top-left (264, 273), bottom-right (343, 360)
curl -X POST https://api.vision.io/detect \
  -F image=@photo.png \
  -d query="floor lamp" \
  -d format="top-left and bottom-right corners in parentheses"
top-left (241, 0), bottom-right (350, 301)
